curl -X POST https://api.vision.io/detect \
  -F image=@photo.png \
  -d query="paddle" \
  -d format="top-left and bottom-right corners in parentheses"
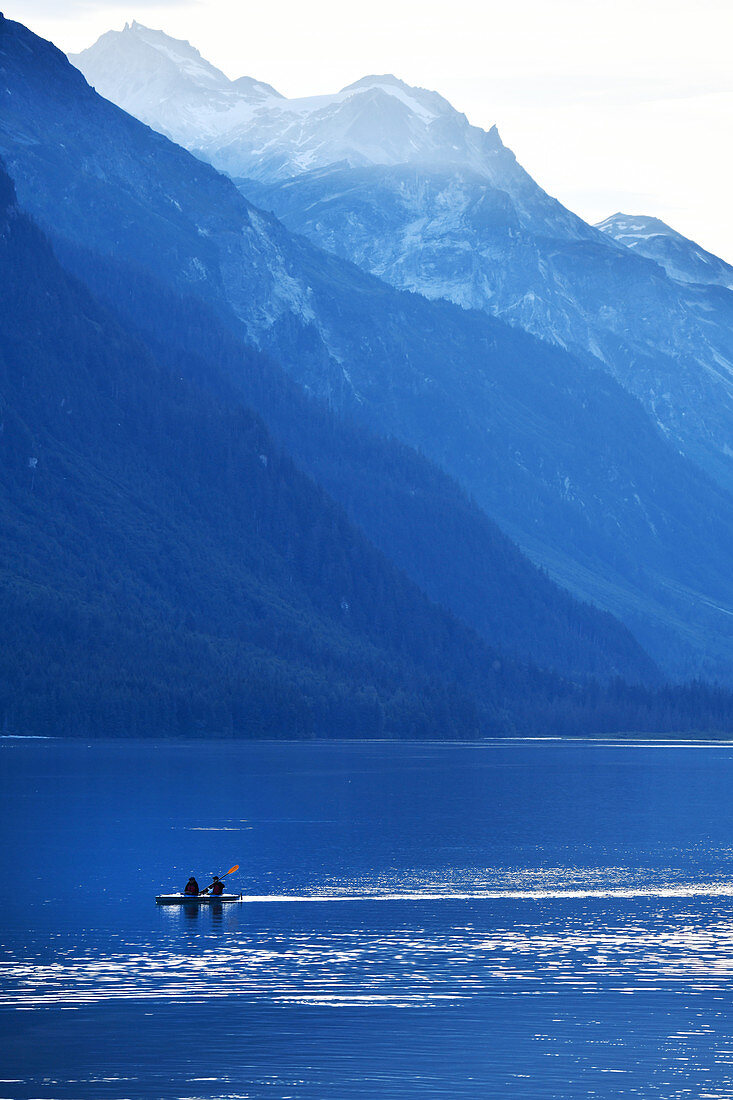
top-left (200, 864), bottom-right (239, 895)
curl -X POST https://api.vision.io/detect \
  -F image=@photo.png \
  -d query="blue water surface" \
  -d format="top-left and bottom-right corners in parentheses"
top-left (2, 737), bottom-right (733, 1098)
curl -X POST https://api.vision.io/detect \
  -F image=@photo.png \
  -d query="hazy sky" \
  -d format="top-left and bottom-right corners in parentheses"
top-left (8, 0), bottom-right (733, 262)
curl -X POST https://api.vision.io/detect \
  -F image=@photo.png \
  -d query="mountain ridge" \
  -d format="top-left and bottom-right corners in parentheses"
top-left (71, 22), bottom-right (515, 180)
top-left (70, 23), bottom-right (733, 501)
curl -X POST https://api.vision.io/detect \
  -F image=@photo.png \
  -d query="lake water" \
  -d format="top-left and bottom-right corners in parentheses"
top-left (2, 737), bottom-right (733, 1099)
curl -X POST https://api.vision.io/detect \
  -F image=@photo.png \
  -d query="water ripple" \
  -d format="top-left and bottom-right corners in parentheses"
top-left (4, 901), bottom-right (733, 1009)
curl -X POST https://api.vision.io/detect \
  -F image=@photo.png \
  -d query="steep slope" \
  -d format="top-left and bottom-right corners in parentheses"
top-left (6, 172), bottom-right (733, 740)
top-left (597, 214), bottom-right (733, 291)
top-left (4, 17), bottom-right (733, 680)
top-left (69, 247), bottom-right (655, 684)
top-left (240, 163), bottom-right (733, 495)
top-left (1, 162), bottom-right (565, 739)
top-left (70, 21), bottom-right (280, 149)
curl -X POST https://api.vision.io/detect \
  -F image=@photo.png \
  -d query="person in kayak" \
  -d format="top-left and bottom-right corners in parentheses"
top-left (184, 876), bottom-right (199, 896)
top-left (210, 876), bottom-right (224, 896)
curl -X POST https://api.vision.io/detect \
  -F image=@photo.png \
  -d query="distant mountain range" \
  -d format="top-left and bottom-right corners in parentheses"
top-left (2, 16), bottom-right (733, 684)
top-left (70, 24), bottom-right (504, 179)
top-left (72, 23), bottom-right (733, 500)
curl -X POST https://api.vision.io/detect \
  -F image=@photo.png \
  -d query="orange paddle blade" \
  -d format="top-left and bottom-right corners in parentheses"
top-left (226, 865), bottom-right (239, 875)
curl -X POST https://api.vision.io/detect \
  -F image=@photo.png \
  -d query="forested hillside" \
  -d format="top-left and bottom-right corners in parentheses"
top-left (55, 235), bottom-right (658, 685)
top-left (0, 168), bottom-right (498, 738)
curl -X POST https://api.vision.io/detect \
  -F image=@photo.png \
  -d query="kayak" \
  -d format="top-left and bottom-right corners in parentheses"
top-left (156, 893), bottom-right (242, 904)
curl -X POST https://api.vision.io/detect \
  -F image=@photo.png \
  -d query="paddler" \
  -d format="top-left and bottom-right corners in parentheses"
top-left (210, 876), bottom-right (224, 896)
top-left (184, 876), bottom-right (200, 896)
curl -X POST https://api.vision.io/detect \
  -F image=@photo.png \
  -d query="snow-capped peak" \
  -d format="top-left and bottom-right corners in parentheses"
top-left (116, 21), bottom-right (230, 90)
top-left (70, 25), bottom-right (503, 179)
top-left (232, 74), bottom-right (283, 101)
top-left (596, 212), bottom-right (675, 242)
top-left (69, 24), bottom-right (282, 145)
top-left (338, 74), bottom-right (455, 121)
top-left (597, 213), bottom-right (733, 290)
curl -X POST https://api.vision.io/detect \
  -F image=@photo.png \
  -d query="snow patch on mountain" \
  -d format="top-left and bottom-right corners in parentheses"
top-left (69, 22), bottom-right (279, 145)
top-left (70, 24), bottom-right (505, 179)
top-left (120, 21), bottom-right (226, 88)
top-left (597, 213), bottom-right (733, 292)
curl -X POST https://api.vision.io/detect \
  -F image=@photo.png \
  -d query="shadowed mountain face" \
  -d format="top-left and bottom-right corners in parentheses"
top-left (240, 166), bottom-right (733, 497)
top-left (4, 161), bottom-right (585, 739)
top-left (3, 17), bottom-right (733, 681)
top-left (13, 157), bottom-right (721, 740)
top-left (76, 251), bottom-right (658, 687)
top-left (72, 23), bottom-right (733, 499)
top-left (8, 91), bottom-right (733, 745)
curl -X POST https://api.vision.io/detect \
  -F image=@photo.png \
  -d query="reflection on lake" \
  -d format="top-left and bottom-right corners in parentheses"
top-left (2, 738), bottom-right (733, 1098)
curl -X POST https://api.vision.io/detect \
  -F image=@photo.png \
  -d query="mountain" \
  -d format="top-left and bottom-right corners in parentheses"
top-left (70, 21), bottom-right (280, 152)
top-left (0, 19), bottom-right (662, 690)
top-left (78, 252), bottom-right (656, 685)
top-left (237, 167), bottom-right (733, 497)
top-left (4, 16), bottom-right (733, 682)
top-left (71, 28), bottom-right (504, 180)
top-left (596, 214), bottom-right (733, 292)
top-left (1, 159), bottom-right (572, 739)
top-left (6, 163), bottom-right (733, 739)
top-left (73, 25), bottom-right (733, 498)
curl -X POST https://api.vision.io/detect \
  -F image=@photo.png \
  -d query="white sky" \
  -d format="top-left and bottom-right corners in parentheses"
top-left (7, 0), bottom-right (733, 263)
